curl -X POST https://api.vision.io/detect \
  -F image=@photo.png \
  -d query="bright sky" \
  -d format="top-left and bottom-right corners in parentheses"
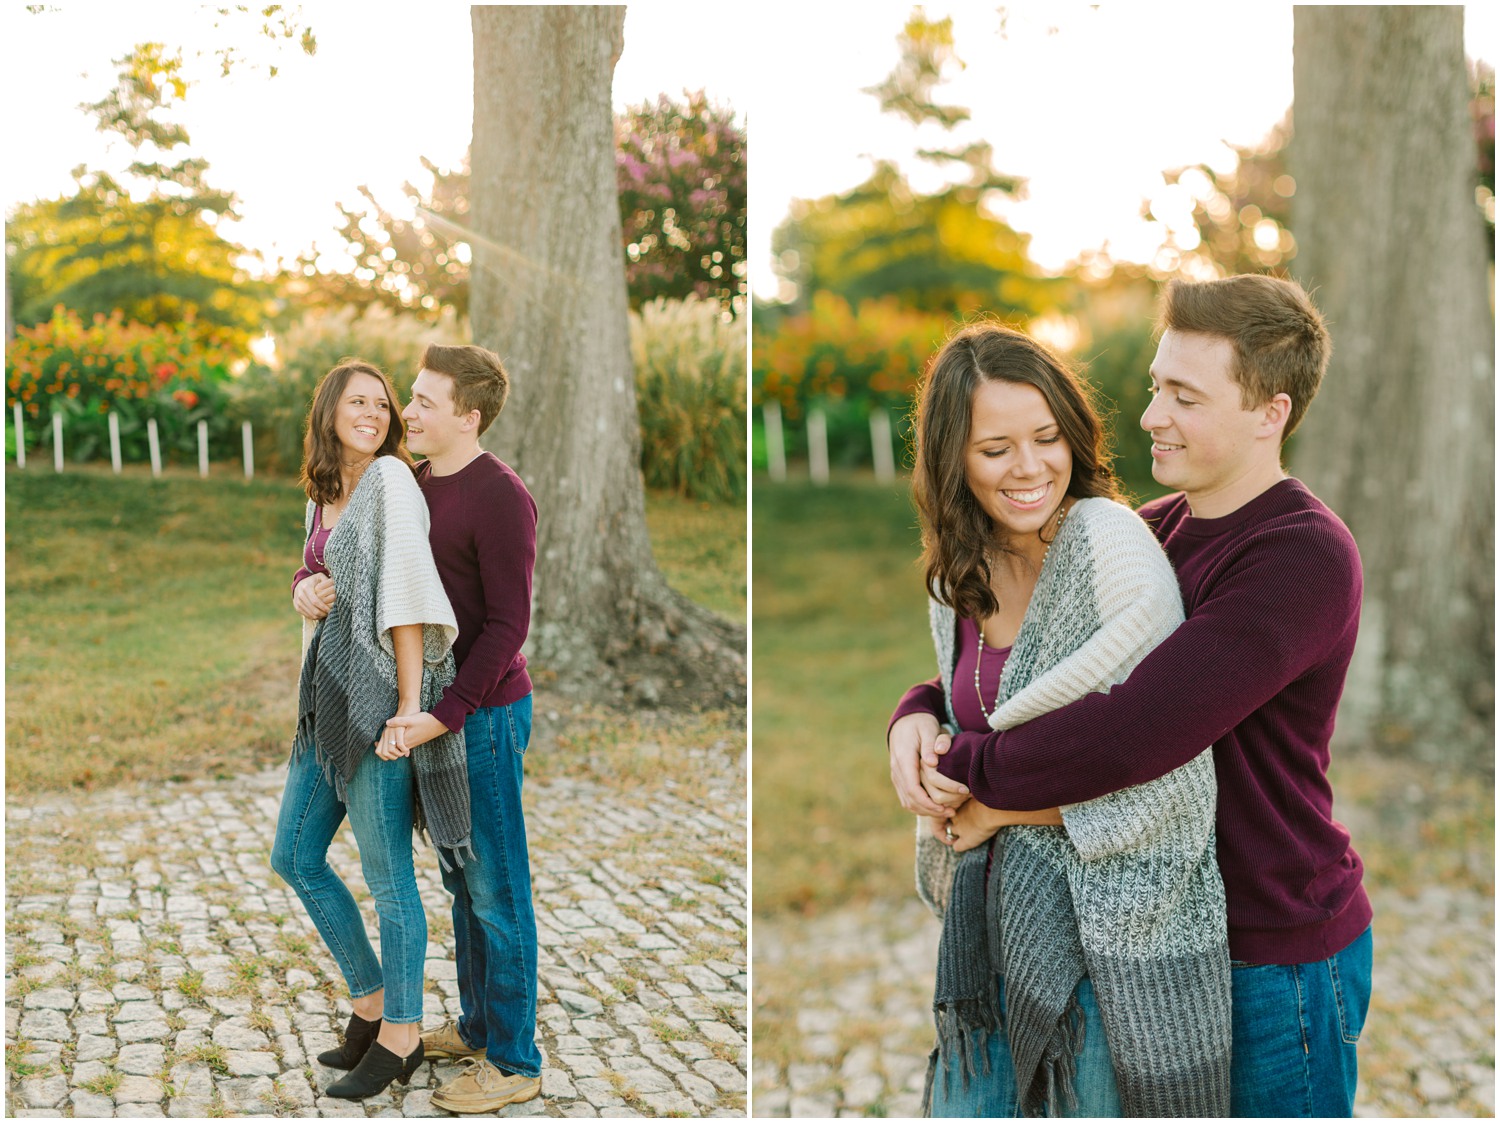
top-left (748, 1), bottom-right (1497, 297)
top-left (1, 2), bottom-right (749, 274)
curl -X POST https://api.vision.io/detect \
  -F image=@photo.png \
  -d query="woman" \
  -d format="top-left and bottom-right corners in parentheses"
top-left (271, 359), bottom-right (471, 1099)
top-left (897, 324), bottom-right (1231, 1117)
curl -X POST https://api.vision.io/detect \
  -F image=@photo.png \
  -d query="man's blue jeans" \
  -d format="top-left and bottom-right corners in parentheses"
top-left (439, 696), bottom-right (541, 1079)
top-left (929, 976), bottom-right (1122, 1117)
top-left (1230, 925), bottom-right (1373, 1117)
top-left (270, 744), bottom-right (427, 1023)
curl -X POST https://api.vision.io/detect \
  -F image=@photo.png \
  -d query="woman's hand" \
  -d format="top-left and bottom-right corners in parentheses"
top-left (375, 701), bottom-right (420, 760)
top-left (939, 801), bottom-right (1066, 851)
top-left (377, 624), bottom-right (425, 760)
top-left (293, 574), bottom-right (336, 620)
top-left (383, 712), bottom-right (449, 754)
top-left (890, 712), bottom-right (961, 817)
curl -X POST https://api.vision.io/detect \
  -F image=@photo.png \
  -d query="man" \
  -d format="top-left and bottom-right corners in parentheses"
top-left (296, 343), bottom-right (542, 1112)
top-left (889, 274), bottom-right (1372, 1117)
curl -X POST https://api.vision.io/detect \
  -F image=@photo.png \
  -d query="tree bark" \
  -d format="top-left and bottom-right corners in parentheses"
top-left (1290, 6), bottom-right (1494, 756)
top-left (468, 6), bottom-right (745, 709)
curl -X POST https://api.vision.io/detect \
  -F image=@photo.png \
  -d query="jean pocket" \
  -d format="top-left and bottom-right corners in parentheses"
top-left (1327, 950), bottom-right (1368, 1044)
top-left (505, 700), bottom-right (532, 754)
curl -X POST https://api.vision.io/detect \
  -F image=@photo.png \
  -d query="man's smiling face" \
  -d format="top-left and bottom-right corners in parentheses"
top-left (402, 368), bottom-right (474, 459)
top-left (1141, 329), bottom-right (1273, 508)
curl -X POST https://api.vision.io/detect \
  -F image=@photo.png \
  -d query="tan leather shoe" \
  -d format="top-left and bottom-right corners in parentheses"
top-left (420, 1021), bottom-right (484, 1061)
top-left (431, 1057), bottom-right (541, 1112)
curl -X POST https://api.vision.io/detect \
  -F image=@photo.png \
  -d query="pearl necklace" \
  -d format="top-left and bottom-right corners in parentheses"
top-left (975, 498), bottom-right (1070, 721)
top-left (311, 457), bottom-right (374, 570)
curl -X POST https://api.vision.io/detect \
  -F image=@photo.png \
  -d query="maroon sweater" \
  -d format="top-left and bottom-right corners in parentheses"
top-left (416, 453), bottom-right (536, 730)
top-left (893, 478), bottom-right (1371, 965)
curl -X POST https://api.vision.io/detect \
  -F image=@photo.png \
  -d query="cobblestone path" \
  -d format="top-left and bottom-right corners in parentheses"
top-left (6, 749), bottom-right (747, 1118)
top-left (752, 787), bottom-right (1494, 1118)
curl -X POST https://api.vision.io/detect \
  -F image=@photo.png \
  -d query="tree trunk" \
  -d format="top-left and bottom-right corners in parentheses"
top-left (468, 6), bottom-right (745, 709)
top-left (1290, 6), bottom-right (1494, 757)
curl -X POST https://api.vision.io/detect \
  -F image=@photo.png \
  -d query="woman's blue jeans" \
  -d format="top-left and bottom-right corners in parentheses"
top-left (270, 743), bottom-right (427, 1024)
top-left (929, 976), bottom-right (1122, 1117)
top-left (1230, 925), bottom-right (1373, 1117)
top-left (437, 696), bottom-right (541, 1079)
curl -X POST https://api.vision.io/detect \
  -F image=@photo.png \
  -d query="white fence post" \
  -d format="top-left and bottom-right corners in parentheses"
top-left (808, 407), bottom-right (829, 486)
top-left (870, 407), bottom-right (896, 483)
top-left (13, 402), bottom-right (25, 469)
top-left (242, 421), bottom-right (254, 480)
top-left (52, 414), bottom-right (64, 473)
top-left (108, 412), bottom-right (123, 474)
top-left (146, 418), bottom-right (162, 478)
top-left (197, 420), bottom-right (209, 478)
top-left (763, 400), bottom-right (787, 482)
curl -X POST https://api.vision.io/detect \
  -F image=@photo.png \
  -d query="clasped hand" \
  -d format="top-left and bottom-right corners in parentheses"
top-left (374, 710), bottom-right (449, 760)
top-left (293, 574), bottom-right (336, 620)
top-left (888, 711), bottom-right (1064, 851)
top-left (889, 712), bottom-right (969, 816)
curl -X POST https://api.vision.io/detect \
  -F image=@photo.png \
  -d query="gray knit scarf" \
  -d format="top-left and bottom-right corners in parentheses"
top-left (918, 499), bottom-right (1231, 1118)
top-left (293, 460), bottom-right (473, 868)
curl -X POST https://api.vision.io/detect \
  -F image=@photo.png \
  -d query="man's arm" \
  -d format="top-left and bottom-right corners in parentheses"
top-left (934, 523), bottom-right (1361, 809)
top-left (889, 677), bottom-right (945, 733)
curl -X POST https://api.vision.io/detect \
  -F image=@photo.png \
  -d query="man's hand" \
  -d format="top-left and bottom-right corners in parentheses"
top-left (383, 711), bottom-right (450, 756)
top-left (889, 712), bottom-right (963, 818)
top-left (293, 574), bottom-right (336, 621)
top-left (921, 762), bottom-right (969, 808)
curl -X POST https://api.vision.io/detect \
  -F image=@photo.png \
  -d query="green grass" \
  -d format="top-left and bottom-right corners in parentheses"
top-left (644, 492), bottom-right (746, 623)
top-left (5, 467), bottom-right (309, 792)
top-left (5, 465), bottom-right (744, 793)
top-left (751, 478), bottom-right (936, 914)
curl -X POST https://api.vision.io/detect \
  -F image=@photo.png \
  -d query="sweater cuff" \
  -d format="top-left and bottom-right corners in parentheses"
top-left (430, 693), bottom-right (469, 734)
top-left (291, 565), bottom-right (311, 594)
top-left (887, 679), bottom-right (946, 741)
top-left (936, 733), bottom-right (976, 785)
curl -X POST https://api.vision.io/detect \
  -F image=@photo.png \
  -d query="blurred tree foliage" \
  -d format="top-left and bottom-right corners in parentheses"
top-left (6, 43), bottom-right (272, 346)
top-left (290, 155), bottom-right (472, 320)
top-left (770, 13), bottom-right (1052, 320)
top-left (772, 160), bottom-right (1056, 318)
top-left (295, 91), bottom-right (747, 320)
top-left (862, 11), bottom-right (972, 130)
top-left (1064, 263), bottom-right (1169, 504)
top-left (1162, 59), bottom-right (1494, 278)
top-left (617, 91), bottom-right (747, 313)
top-left (1471, 59), bottom-right (1495, 258)
top-left (756, 11), bottom-right (1064, 471)
top-left (1156, 115), bottom-right (1297, 278)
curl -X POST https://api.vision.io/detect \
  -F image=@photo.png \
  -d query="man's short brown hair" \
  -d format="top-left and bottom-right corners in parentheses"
top-left (1159, 274), bottom-right (1331, 440)
top-left (420, 343), bottom-right (510, 435)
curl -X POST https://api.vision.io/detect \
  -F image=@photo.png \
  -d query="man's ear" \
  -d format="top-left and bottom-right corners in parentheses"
top-left (1258, 393), bottom-right (1292, 441)
top-left (459, 409), bottom-right (481, 434)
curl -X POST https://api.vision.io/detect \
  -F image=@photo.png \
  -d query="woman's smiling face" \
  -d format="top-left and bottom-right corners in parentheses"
top-left (964, 378), bottom-right (1073, 545)
top-left (334, 372), bottom-right (392, 458)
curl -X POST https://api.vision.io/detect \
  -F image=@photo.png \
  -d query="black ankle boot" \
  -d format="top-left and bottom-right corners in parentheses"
top-left (317, 1012), bottom-right (381, 1070)
top-left (324, 1038), bottom-right (424, 1100)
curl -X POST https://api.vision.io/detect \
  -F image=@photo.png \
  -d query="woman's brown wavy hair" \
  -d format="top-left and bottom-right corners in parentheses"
top-left (300, 358), bottom-right (414, 506)
top-left (912, 321), bottom-right (1124, 623)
